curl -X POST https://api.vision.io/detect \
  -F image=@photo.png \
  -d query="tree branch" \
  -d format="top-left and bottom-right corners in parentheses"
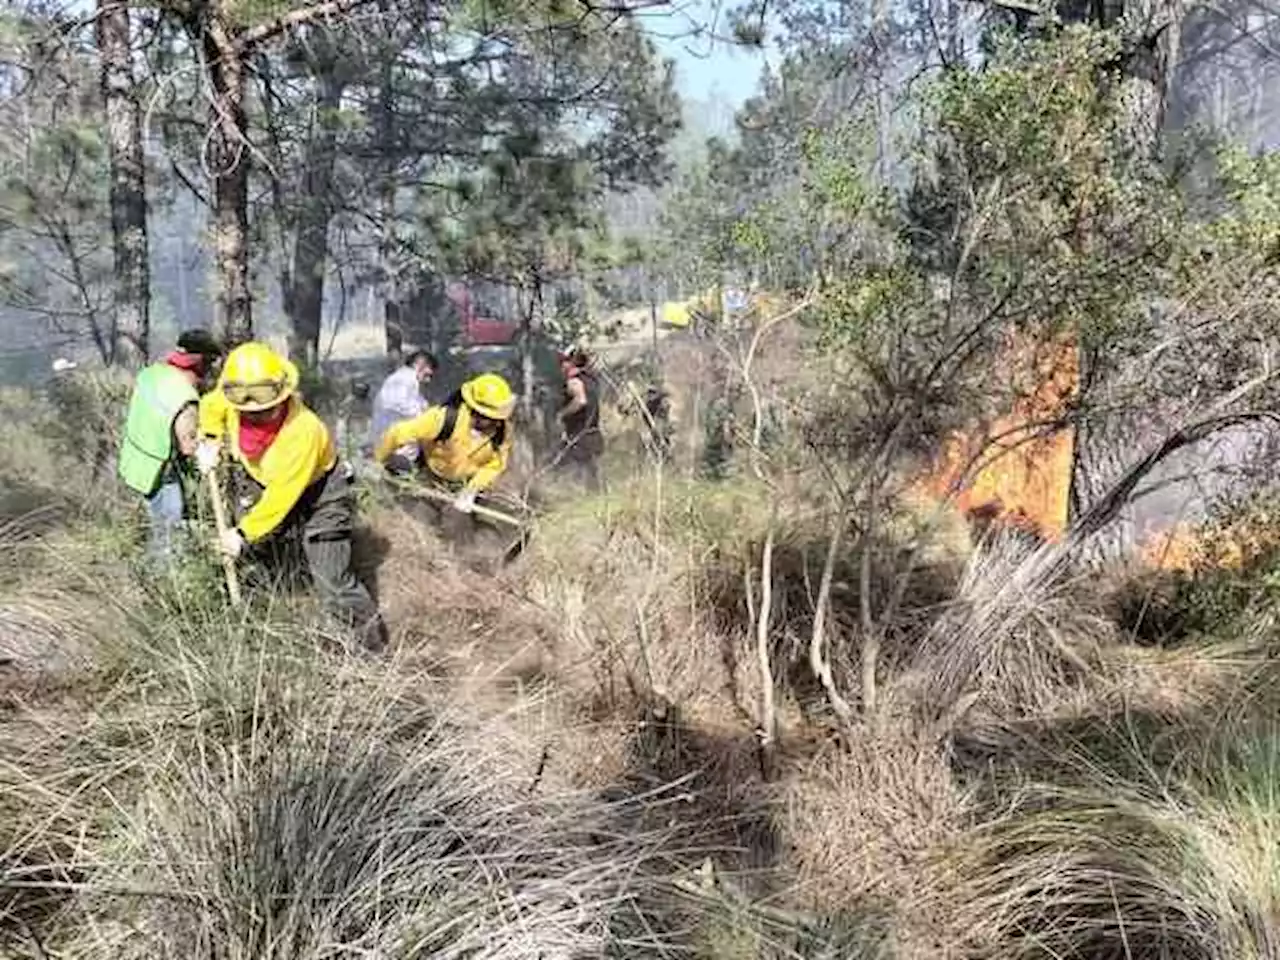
top-left (755, 510), bottom-right (778, 776)
top-left (810, 510), bottom-right (854, 725)
top-left (236, 0), bottom-right (379, 51)
top-left (1066, 411), bottom-right (1280, 548)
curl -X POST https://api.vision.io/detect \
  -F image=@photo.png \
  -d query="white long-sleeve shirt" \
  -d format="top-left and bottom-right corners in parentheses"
top-left (369, 366), bottom-right (427, 459)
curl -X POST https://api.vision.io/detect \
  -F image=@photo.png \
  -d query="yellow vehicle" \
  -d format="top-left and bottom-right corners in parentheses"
top-left (660, 300), bottom-right (692, 329)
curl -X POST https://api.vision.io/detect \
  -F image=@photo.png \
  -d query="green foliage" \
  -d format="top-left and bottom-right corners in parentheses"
top-left (540, 287), bottom-right (586, 344)
top-left (799, 120), bottom-right (874, 217)
top-left (917, 25), bottom-right (1183, 349)
top-left (1117, 565), bottom-right (1280, 645)
top-left (933, 28), bottom-right (1121, 178)
top-left (224, 0), bottom-right (296, 28)
top-left (655, 159), bottom-right (739, 290)
top-left (657, 86), bottom-right (882, 293)
top-left (390, 10), bottom-right (679, 304)
top-left (1121, 491), bottom-right (1280, 644)
top-left (815, 264), bottom-right (920, 348)
top-left (1204, 145), bottom-right (1280, 260)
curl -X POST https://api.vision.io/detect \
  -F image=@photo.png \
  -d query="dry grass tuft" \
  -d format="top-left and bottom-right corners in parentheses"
top-left (902, 533), bottom-right (1115, 727)
top-left (926, 708), bottom-right (1280, 959)
top-left (1098, 637), bottom-right (1267, 717)
top-left (81, 670), bottom-right (678, 959)
top-left (0, 519), bottom-right (148, 695)
top-left (523, 476), bottom-right (781, 711)
top-left (779, 720), bottom-right (970, 930)
top-left (0, 599), bottom-right (93, 680)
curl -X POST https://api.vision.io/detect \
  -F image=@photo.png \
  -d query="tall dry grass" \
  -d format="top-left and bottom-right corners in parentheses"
top-left (927, 704), bottom-right (1280, 959)
top-left (899, 533), bottom-right (1115, 728)
top-left (1, 535), bottom-right (717, 958)
top-left (83, 673), bottom-right (684, 959)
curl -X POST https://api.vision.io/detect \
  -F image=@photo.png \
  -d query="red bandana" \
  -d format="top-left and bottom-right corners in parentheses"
top-left (165, 350), bottom-right (205, 373)
top-left (237, 406), bottom-right (288, 460)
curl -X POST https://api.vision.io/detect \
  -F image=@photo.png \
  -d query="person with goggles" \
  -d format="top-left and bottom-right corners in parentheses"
top-left (196, 341), bottom-right (386, 651)
top-left (372, 371), bottom-right (515, 517)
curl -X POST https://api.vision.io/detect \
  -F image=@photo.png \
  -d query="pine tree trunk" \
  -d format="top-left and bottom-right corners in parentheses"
top-left (944, 0), bottom-right (961, 63)
top-left (520, 275), bottom-right (541, 418)
top-left (874, 0), bottom-right (890, 175)
top-left (375, 0), bottom-right (402, 361)
top-left (97, 0), bottom-right (149, 367)
top-left (1117, 0), bottom-right (1183, 156)
top-left (204, 15), bottom-right (252, 344)
top-left (287, 70), bottom-right (346, 366)
top-left (1068, 0), bottom-right (1183, 565)
top-left (1069, 384), bottom-right (1137, 566)
top-left (517, 275), bottom-right (543, 472)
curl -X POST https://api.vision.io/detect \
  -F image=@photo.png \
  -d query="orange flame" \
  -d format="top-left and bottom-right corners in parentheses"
top-left (1138, 517), bottom-right (1274, 573)
top-left (906, 329), bottom-right (1257, 574)
top-left (913, 329), bottom-right (1078, 543)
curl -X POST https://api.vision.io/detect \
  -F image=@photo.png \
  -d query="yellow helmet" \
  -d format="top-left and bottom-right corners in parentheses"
top-left (460, 373), bottom-right (515, 420)
top-left (220, 341), bottom-right (299, 412)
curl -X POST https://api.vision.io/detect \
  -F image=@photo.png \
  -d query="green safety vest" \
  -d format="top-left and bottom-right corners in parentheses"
top-left (117, 363), bottom-right (199, 496)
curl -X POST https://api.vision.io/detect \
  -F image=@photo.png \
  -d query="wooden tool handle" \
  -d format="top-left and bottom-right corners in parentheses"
top-left (408, 483), bottom-right (526, 528)
top-left (205, 468), bottom-right (243, 606)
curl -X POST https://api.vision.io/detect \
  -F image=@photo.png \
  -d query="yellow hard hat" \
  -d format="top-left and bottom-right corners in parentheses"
top-left (220, 341), bottom-right (298, 412)
top-left (460, 372), bottom-right (515, 420)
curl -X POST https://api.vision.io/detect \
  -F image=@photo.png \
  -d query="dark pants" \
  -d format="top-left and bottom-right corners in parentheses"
top-left (234, 463), bottom-right (386, 652)
top-left (418, 474), bottom-right (480, 545)
top-left (558, 432), bottom-right (604, 492)
top-left (389, 467), bottom-right (511, 557)
top-left (562, 455), bottom-right (601, 492)
top-left (382, 454), bottom-right (468, 540)
top-left (408, 492), bottom-right (475, 544)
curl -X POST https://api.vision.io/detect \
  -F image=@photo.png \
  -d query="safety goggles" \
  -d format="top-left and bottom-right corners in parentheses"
top-left (223, 379), bottom-right (287, 408)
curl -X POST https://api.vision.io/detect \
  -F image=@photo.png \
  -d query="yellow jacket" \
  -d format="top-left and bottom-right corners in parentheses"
top-left (198, 392), bottom-right (337, 542)
top-left (375, 402), bottom-right (510, 492)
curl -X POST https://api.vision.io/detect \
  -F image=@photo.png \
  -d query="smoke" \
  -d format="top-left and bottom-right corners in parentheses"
top-left (1126, 422), bottom-right (1275, 539)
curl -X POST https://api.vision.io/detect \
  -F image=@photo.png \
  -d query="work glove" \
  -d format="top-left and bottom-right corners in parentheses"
top-left (452, 488), bottom-right (477, 514)
top-left (218, 528), bottom-right (244, 560)
top-left (195, 440), bottom-right (221, 475)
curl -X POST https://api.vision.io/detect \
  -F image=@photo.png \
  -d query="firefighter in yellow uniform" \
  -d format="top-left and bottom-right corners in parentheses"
top-left (195, 342), bottom-right (386, 651)
top-left (373, 372), bottom-right (515, 515)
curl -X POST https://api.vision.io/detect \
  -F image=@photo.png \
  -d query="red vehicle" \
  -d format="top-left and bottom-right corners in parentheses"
top-left (445, 281), bottom-right (519, 346)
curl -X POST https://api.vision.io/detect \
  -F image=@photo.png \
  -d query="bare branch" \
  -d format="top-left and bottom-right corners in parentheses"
top-left (1066, 411), bottom-right (1280, 548)
top-left (236, 0), bottom-right (380, 51)
top-left (809, 511), bottom-right (854, 725)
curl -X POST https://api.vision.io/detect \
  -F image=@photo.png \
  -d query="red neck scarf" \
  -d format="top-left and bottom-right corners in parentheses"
top-left (164, 351), bottom-right (205, 375)
top-left (237, 405), bottom-right (289, 460)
